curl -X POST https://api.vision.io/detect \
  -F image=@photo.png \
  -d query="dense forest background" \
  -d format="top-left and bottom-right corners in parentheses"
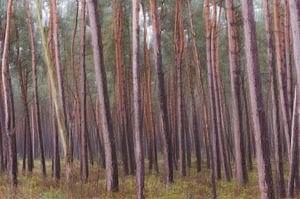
top-left (0, 0), bottom-right (300, 198)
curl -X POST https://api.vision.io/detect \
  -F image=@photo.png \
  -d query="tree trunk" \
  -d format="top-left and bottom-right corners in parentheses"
top-left (274, 0), bottom-right (291, 161)
top-left (1, 0), bottom-right (17, 186)
top-left (79, 0), bottom-right (88, 181)
top-left (262, 0), bottom-right (285, 196)
top-left (87, 0), bottom-right (119, 191)
top-left (241, 0), bottom-right (275, 198)
top-left (204, 0), bottom-right (217, 197)
top-left (149, 0), bottom-right (173, 183)
top-left (25, 0), bottom-right (46, 177)
top-left (225, 0), bottom-right (248, 184)
top-left (174, 0), bottom-right (186, 179)
top-left (132, 0), bottom-right (145, 197)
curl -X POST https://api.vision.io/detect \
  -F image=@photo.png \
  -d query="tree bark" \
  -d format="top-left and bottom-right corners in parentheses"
top-left (225, 0), bottom-right (248, 184)
top-left (87, 0), bottom-right (119, 191)
top-left (149, 0), bottom-right (173, 183)
top-left (132, 0), bottom-right (145, 197)
top-left (1, 0), bottom-right (17, 187)
top-left (262, 0), bottom-right (285, 196)
top-left (204, 0), bottom-right (217, 197)
top-left (79, 0), bottom-right (88, 181)
top-left (241, 0), bottom-right (275, 198)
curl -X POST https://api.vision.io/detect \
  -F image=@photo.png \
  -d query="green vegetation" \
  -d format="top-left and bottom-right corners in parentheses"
top-left (0, 160), bottom-right (278, 198)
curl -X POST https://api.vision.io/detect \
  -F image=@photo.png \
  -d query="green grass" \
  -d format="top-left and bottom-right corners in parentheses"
top-left (0, 159), bottom-right (298, 198)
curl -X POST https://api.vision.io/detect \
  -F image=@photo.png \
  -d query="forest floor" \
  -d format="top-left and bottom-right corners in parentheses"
top-left (0, 159), bottom-right (298, 199)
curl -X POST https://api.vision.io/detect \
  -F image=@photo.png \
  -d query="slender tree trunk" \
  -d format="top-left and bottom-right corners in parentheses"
top-left (204, 0), bottom-right (217, 197)
top-left (149, 0), bottom-right (173, 183)
top-left (35, 0), bottom-right (71, 183)
top-left (132, 0), bottom-right (145, 197)
top-left (1, 0), bottom-right (17, 186)
top-left (274, 0), bottom-right (291, 161)
top-left (241, 0), bottom-right (275, 198)
top-left (87, 0), bottom-right (119, 191)
top-left (25, 0), bottom-right (46, 177)
top-left (15, 27), bottom-right (33, 173)
top-left (262, 0), bottom-right (285, 196)
top-left (225, 0), bottom-right (248, 184)
top-left (80, 0), bottom-right (88, 181)
top-left (174, 0), bottom-right (186, 179)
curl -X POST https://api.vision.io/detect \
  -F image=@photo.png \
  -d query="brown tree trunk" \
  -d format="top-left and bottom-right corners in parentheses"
top-left (274, 0), bottom-right (291, 161)
top-left (79, 0), bottom-right (88, 181)
top-left (25, 0), bottom-right (46, 177)
top-left (225, 0), bottom-right (248, 184)
top-left (174, 0), bottom-right (186, 179)
top-left (262, 0), bottom-right (285, 196)
top-left (15, 27), bottom-right (34, 173)
top-left (87, 0), bottom-right (119, 191)
top-left (1, 0), bottom-right (17, 186)
top-left (149, 0), bottom-right (173, 183)
top-left (204, 0), bottom-right (217, 197)
top-left (241, 0), bottom-right (275, 198)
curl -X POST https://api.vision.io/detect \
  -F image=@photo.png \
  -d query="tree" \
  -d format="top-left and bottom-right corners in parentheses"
top-left (262, 0), bottom-right (285, 196)
top-left (34, 0), bottom-right (71, 183)
top-left (204, 0), bottom-right (217, 197)
top-left (240, 0), bottom-right (275, 198)
top-left (174, 0), bottom-right (186, 178)
top-left (132, 0), bottom-right (145, 198)
top-left (1, 0), bottom-right (17, 186)
top-left (87, 0), bottom-right (119, 192)
top-left (149, 0), bottom-right (173, 183)
top-left (25, 0), bottom-right (46, 177)
top-left (225, 0), bottom-right (248, 185)
top-left (79, 0), bottom-right (88, 181)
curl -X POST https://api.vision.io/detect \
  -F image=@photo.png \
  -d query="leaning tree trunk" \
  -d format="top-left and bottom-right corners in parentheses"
top-left (34, 0), bottom-right (71, 183)
top-left (1, 0), bottom-right (17, 187)
top-left (87, 0), bottom-right (119, 192)
top-left (241, 0), bottom-right (275, 198)
top-left (25, 0), bottom-right (46, 177)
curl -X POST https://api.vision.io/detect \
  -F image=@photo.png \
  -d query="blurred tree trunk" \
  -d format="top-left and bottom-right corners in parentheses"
top-left (25, 0), bottom-right (46, 177)
top-left (1, 0), bottom-right (17, 187)
top-left (149, 0), bottom-right (173, 183)
top-left (132, 0), bottom-right (144, 197)
top-left (79, 0), bottom-right (88, 181)
top-left (87, 0), bottom-right (119, 191)
top-left (225, 0), bottom-right (248, 184)
top-left (204, 0), bottom-right (217, 197)
top-left (15, 27), bottom-right (34, 173)
top-left (262, 0), bottom-right (285, 196)
top-left (274, 0), bottom-right (291, 161)
top-left (241, 0), bottom-right (275, 198)
top-left (288, 0), bottom-right (300, 196)
top-left (174, 0), bottom-right (186, 179)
